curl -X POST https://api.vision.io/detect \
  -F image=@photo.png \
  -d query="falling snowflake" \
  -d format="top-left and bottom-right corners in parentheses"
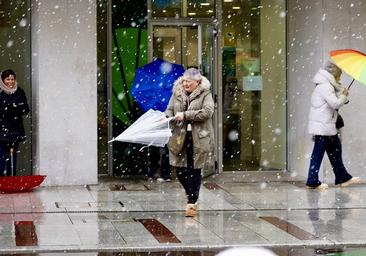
top-left (228, 130), bottom-right (239, 141)
top-left (260, 182), bottom-right (267, 189)
top-left (160, 62), bottom-right (173, 74)
top-left (19, 18), bottom-right (27, 27)
top-left (117, 93), bottom-right (125, 100)
top-left (6, 40), bottom-right (14, 48)
top-left (274, 128), bottom-right (282, 135)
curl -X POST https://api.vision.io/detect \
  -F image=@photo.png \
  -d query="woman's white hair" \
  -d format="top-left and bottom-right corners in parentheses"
top-left (183, 68), bottom-right (202, 81)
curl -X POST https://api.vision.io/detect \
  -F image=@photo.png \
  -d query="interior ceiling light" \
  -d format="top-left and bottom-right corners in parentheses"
top-left (223, 0), bottom-right (234, 2)
top-left (200, 2), bottom-right (210, 6)
top-left (188, 12), bottom-right (197, 16)
top-left (207, 9), bottom-right (214, 13)
top-left (232, 6), bottom-right (241, 9)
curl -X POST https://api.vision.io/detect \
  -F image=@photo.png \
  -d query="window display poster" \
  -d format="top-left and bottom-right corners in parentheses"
top-left (243, 75), bottom-right (263, 91)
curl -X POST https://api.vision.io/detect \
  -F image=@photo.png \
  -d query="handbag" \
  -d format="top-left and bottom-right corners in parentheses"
top-left (168, 97), bottom-right (191, 155)
top-left (336, 112), bottom-right (344, 129)
top-left (167, 124), bottom-right (186, 155)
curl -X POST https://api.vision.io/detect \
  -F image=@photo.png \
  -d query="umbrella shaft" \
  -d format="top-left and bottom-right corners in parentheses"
top-left (348, 79), bottom-right (355, 89)
top-left (10, 148), bottom-right (14, 177)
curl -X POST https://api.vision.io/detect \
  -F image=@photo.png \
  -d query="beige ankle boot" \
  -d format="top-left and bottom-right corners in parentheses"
top-left (185, 203), bottom-right (198, 217)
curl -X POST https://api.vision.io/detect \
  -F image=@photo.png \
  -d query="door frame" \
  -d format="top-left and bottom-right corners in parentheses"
top-left (148, 17), bottom-right (222, 175)
top-left (147, 18), bottom-right (215, 62)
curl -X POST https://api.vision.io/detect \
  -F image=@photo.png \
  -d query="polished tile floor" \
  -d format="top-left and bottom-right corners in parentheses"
top-left (1, 171), bottom-right (366, 255)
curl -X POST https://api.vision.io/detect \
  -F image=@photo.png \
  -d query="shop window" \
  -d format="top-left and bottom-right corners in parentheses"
top-left (152, 0), bottom-right (215, 18)
top-left (222, 0), bottom-right (287, 171)
top-left (111, 0), bottom-right (149, 175)
top-left (0, 0), bottom-right (31, 175)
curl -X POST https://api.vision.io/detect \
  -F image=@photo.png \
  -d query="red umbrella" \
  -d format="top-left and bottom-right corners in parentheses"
top-left (0, 175), bottom-right (46, 193)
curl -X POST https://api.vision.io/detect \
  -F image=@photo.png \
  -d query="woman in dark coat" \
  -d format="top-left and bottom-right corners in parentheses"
top-left (0, 69), bottom-right (29, 176)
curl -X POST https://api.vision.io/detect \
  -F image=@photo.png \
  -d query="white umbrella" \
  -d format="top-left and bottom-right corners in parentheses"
top-left (109, 109), bottom-right (173, 147)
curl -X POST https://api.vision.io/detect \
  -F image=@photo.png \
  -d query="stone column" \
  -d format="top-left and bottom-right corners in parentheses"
top-left (31, 0), bottom-right (98, 185)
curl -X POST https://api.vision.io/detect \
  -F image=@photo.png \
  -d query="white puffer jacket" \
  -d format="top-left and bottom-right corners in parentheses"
top-left (308, 69), bottom-right (348, 136)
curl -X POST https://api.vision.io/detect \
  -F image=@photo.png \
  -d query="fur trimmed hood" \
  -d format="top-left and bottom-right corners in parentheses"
top-left (313, 68), bottom-right (342, 92)
top-left (308, 68), bottom-right (348, 136)
top-left (172, 75), bottom-right (211, 99)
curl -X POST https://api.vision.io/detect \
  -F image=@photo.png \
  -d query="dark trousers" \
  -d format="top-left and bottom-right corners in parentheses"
top-left (0, 142), bottom-right (19, 176)
top-left (147, 145), bottom-right (171, 179)
top-left (306, 135), bottom-right (352, 187)
top-left (176, 131), bottom-right (201, 204)
top-left (160, 146), bottom-right (171, 179)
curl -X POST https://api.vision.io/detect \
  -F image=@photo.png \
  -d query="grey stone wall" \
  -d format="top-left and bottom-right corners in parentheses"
top-left (288, 0), bottom-right (366, 182)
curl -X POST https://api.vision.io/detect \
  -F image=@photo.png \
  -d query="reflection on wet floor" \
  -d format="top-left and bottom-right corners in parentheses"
top-left (6, 248), bottom-right (366, 256)
top-left (2, 173), bottom-right (366, 255)
top-left (275, 247), bottom-right (366, 255)
top-left (136, 218), bottom-right (181, 243)
top-left (15, 221), bottom-right (38, 246)
top-left (260, 216), bottom-right (319, 241)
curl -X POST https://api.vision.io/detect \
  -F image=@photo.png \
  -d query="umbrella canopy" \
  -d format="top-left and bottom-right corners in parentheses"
top-left (330, 49), bottom-right (366, 86)
top-left (131, 58), bottom-right (184, 112)
top-left (0, 175), bottom-right (46, 193)
top-left (110, 109), bottom-right (173, 147)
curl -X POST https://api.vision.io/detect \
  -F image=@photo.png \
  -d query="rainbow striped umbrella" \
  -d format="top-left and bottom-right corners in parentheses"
top-left (330, 49), bottom-right (366, 88)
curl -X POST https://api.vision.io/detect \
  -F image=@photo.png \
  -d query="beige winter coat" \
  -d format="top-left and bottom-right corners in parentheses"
top-left (165, 76), bottom-right (215, 169)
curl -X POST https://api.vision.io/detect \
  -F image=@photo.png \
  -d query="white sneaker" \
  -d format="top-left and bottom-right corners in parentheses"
top-left (157, 178), bottom-right (172, 182)
top-left (307, 183), bottom-right (329, 191)
top-left (340, 177), bottom-right (361, 187)
top-left (147, 177), bottom-right (155, 183)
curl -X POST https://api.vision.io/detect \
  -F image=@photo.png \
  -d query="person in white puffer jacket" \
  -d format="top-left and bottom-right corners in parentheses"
top-left (306, 61), bottom-right (361, 190)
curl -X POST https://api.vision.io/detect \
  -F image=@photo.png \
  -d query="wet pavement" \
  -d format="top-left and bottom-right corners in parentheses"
top-left (1, 171), bottom-right (366, 255)
top-left (4, 249), bottom-right (366, 255)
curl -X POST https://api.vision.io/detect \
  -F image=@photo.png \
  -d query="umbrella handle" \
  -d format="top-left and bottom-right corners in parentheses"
top-left (10, 148), bottom-right (14, 177)
top-left (167, 117), bottom-right (175, 130)
top-left (347, 79), bottom-right (355, 89)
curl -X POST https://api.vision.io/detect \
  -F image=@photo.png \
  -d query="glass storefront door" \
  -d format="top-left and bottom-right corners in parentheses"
top-left (221, 0), bottom-right (287, 172)
top-left (152, 25), bottom-right (216, 71)
top-left (107, 0), bottom-right (287, 176)
top-left (151, 24), bottom-right (217, 176)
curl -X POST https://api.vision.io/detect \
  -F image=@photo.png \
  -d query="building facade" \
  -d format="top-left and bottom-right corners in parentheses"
top-left (1, 0), bottom-right (365, 185)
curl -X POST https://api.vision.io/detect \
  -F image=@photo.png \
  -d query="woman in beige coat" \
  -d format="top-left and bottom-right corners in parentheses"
top-left (165, 68), bottom-right (215, 217)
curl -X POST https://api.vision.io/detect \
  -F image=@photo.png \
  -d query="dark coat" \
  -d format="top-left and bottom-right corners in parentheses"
top-left (0, 87), bottom-right (29, 144)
